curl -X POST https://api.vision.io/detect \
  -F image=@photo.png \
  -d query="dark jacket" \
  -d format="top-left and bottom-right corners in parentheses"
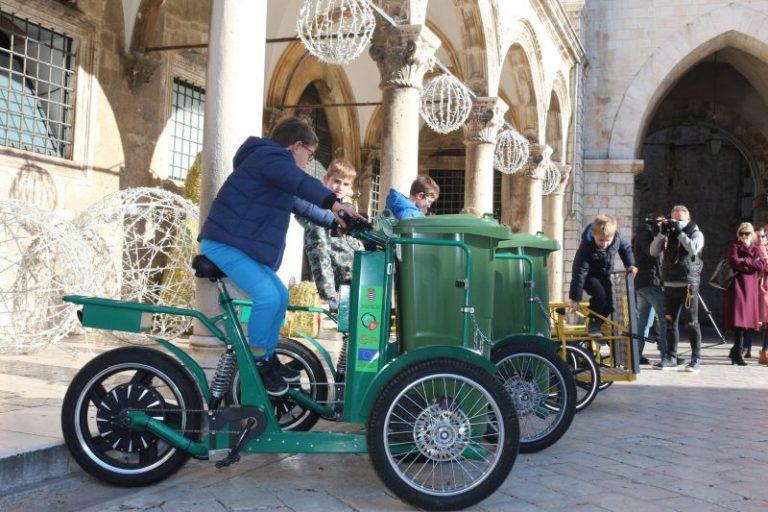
top-left (633, 223), bottom-right (662, 289)
top-left (569, 227), bottom-right (636, 301)
top-left (385, 189), bottom-right (423, 219)
top-left (656, 222), bottom-right (704, 285)
top-left (199, 137), bottom-right (336, 269)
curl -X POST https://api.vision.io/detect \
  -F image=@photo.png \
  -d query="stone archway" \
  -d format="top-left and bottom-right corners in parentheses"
top-left (609, 3), bottom-right (768, 160)
top-left (266, 42), bottom-right (361, 170)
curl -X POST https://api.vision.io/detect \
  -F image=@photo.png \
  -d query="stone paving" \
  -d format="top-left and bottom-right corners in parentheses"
top-left (1, 331), bottom-right (768, 511)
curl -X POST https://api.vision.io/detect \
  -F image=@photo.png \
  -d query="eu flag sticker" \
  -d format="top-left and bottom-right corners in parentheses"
top-left (358, 348), bottom-right (378, 361)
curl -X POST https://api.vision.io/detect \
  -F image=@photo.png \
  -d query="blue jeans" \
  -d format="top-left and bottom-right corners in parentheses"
top-left (200, 239), bottom-right (288, 359)
top-left (636, 285), bottom-right (667, 356)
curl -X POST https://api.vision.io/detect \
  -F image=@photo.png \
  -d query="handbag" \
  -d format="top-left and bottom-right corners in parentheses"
top-left (708, 257), bottom-right (737, 290)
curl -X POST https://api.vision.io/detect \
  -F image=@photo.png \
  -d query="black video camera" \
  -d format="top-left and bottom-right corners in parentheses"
top-left (643, 216), bottom-right (676, 236)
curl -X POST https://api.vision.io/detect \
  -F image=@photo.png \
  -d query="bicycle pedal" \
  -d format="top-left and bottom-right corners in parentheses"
top-left (215, 453), bottom-right (241, 469)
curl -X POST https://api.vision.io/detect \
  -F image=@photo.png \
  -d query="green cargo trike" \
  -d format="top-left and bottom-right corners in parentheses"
top-left (60, 214), bottom-right (573, 510)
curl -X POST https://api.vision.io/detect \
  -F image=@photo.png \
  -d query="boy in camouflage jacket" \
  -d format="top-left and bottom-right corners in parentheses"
top-left (296, 159), bottom-right (364, 307)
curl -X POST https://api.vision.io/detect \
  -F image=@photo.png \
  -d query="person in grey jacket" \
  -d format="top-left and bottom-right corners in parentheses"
top-left (650, 205), bottom-right (705, 372)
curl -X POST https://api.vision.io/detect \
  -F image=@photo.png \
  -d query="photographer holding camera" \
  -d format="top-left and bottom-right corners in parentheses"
top-left (650, 205), bottom-right (705, 372)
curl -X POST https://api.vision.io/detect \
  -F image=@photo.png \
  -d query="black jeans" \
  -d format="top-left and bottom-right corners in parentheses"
top-left (584, 275), bottom-right (614, 326)
top-left (664, 284), bottom-right (701, 360)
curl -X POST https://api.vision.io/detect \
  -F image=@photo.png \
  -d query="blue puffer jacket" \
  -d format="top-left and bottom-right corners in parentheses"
top-left (385, 189), bottom-right (423, 219)
top-left (199, 137), bottom-right (335, 269)
top-left (569, 226), bottom-right (636, 301)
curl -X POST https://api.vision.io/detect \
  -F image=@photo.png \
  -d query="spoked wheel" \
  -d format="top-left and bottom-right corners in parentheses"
top-left (492, 341), bottom-right (576, 453)
top-left (228, 337), bottom-right (328, 431)
top-left (564, 344), bottom-right (600, 412)
top-left (579, 341), bottom-right (615, 390)
top-left (61, 347), bottom-right (203, 486)
top-left (367, 358), bottom-right (519, 511)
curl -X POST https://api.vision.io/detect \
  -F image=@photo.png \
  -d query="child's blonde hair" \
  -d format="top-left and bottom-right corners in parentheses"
top-left (591, 214), bottom-right (617, 237)
top-left (325, 158), bottom-right (357, 181)
top-left (410, 175), bottom-right (440, 199)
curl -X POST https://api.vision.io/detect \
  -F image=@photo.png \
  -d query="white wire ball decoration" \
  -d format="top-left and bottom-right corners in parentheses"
top-left (74, 188), bottom-right (199, 343)
top-left (0, 200), bottom-right (95, 353)
top-left (494, 128), bottom-right (530, 174)
top-left (420, 75), bottom-right (473, 134)
top-left (541, 161), bottom-right (562, 196)
top-left (297, 0), bottom-right (376, 65)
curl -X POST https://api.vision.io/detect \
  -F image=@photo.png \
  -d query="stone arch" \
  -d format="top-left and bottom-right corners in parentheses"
top-left (452, 0), bottom-right (498, 95)
top-left (424, 20), bottom-right (463, 81)
top-left (545, 92), bottom-right (563, 164)
top-left (547, 71), bottom-right (570, 163)
top-left (266, 42), bottom-right (361, 169)
top-left (498, 18), bottom-right (546, 140)
top-left (124, 0), bottom-right (166, 53)
top-left (609, 3), bottom-right (768, 159)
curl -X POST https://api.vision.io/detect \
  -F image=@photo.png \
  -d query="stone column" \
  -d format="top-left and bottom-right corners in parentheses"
top-left (543, 164), bottom-right (572, 301)
top-left (190, 0), bottom-right (267, 348)
top-left (369, 24), bottom-right (439, 210)
top-left (505, 144), bottom-right (552, 234)
top-left (462, 97), bottom-right (508, 214)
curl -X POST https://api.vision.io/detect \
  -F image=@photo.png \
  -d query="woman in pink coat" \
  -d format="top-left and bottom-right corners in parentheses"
top-left (724, 222), bottom-right (767, 365)
top-left (757, 225), bottom-right (768, 364)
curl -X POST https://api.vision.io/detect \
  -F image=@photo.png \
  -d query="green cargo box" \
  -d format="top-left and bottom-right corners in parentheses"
top-left (393, 214), bottom-right (512, 356)
top-left (494, 234), bottom-right (559, 339)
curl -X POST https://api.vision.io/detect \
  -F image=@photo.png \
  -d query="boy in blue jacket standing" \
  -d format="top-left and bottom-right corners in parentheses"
top-left (569, 214), bottom-right (638, 337)
top-left (385, 175), bottom-right (440, 219)
top-left (198, 117), bottom-right (364, 396)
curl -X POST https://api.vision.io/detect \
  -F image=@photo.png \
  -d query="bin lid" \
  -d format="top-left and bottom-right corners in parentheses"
top-left (497, 232), bottom-right (560, 252)
top-left (393, 214), bottom-right (512, 239)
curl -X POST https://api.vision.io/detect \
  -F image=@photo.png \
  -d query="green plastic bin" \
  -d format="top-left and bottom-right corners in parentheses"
top-left (393, 215), bottom-right (512, 356)
top-left (494, 233), bottom-right (559, 338)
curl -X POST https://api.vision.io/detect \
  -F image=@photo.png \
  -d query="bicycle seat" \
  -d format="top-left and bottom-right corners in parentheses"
top-left (192, 255), bottom-right (227, 280)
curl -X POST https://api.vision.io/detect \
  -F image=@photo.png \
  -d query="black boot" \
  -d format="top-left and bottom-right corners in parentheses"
top-left (730, 337), bottom-right (747, 366)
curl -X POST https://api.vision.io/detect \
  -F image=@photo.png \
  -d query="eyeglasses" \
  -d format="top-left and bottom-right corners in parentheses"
top-left (301, 142), bottom-right (316, 163)
top-left (739, 232), bottom-right (753, 237)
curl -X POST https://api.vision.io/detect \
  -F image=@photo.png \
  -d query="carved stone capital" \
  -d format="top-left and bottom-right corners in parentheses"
top-left (520, 144), bottom-right (553, 180)
top-left (124, 51), bottom-right (160, 92)
top-left (462, 97), bottom-right (509, 145)
top-left (369, 24), bottom-right (440, 89)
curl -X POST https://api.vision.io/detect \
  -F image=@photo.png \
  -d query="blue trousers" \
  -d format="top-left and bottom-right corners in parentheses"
top-left (200, 239), bottom-right (288, 359)
top-left (636, 285), bottom-right (667, 356)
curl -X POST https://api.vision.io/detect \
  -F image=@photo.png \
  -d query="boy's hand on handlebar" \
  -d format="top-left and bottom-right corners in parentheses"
top-left (568, 300), bottom-right (580, 312)
top-left (331, 202), bottom-right (370, 230)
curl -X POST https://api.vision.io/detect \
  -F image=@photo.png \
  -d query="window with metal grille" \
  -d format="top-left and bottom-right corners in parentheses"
top-left (428, 169), bottom-right (464, 215)
top-left (370, 157), bottom-right (380, 215)
top-left (0, 10), bottom-right (76, 158)
top-left (169, 78), bottom-right (205, 180)
top-left (428, 169), bottom-right (503, 218)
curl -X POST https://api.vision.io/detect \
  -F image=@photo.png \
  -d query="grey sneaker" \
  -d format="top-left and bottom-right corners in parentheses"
top-left (685, 359), bottom-right (701, 373)
top-left (653, 357), bottom-right (678, 370)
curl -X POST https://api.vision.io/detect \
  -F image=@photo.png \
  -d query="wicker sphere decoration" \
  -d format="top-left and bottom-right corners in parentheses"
top-left (494, 128), bottom-right (530, 174)
top-left (74, 188), bottom-right (199, 342)
top-left (542, 161), bottom-right (562, 196)
top-left (0, 200), bottom-right (96, 353)
top-left (297, 0), bottom-right (376, 65)
top-left (420, 75), bottom-right (473, 134)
